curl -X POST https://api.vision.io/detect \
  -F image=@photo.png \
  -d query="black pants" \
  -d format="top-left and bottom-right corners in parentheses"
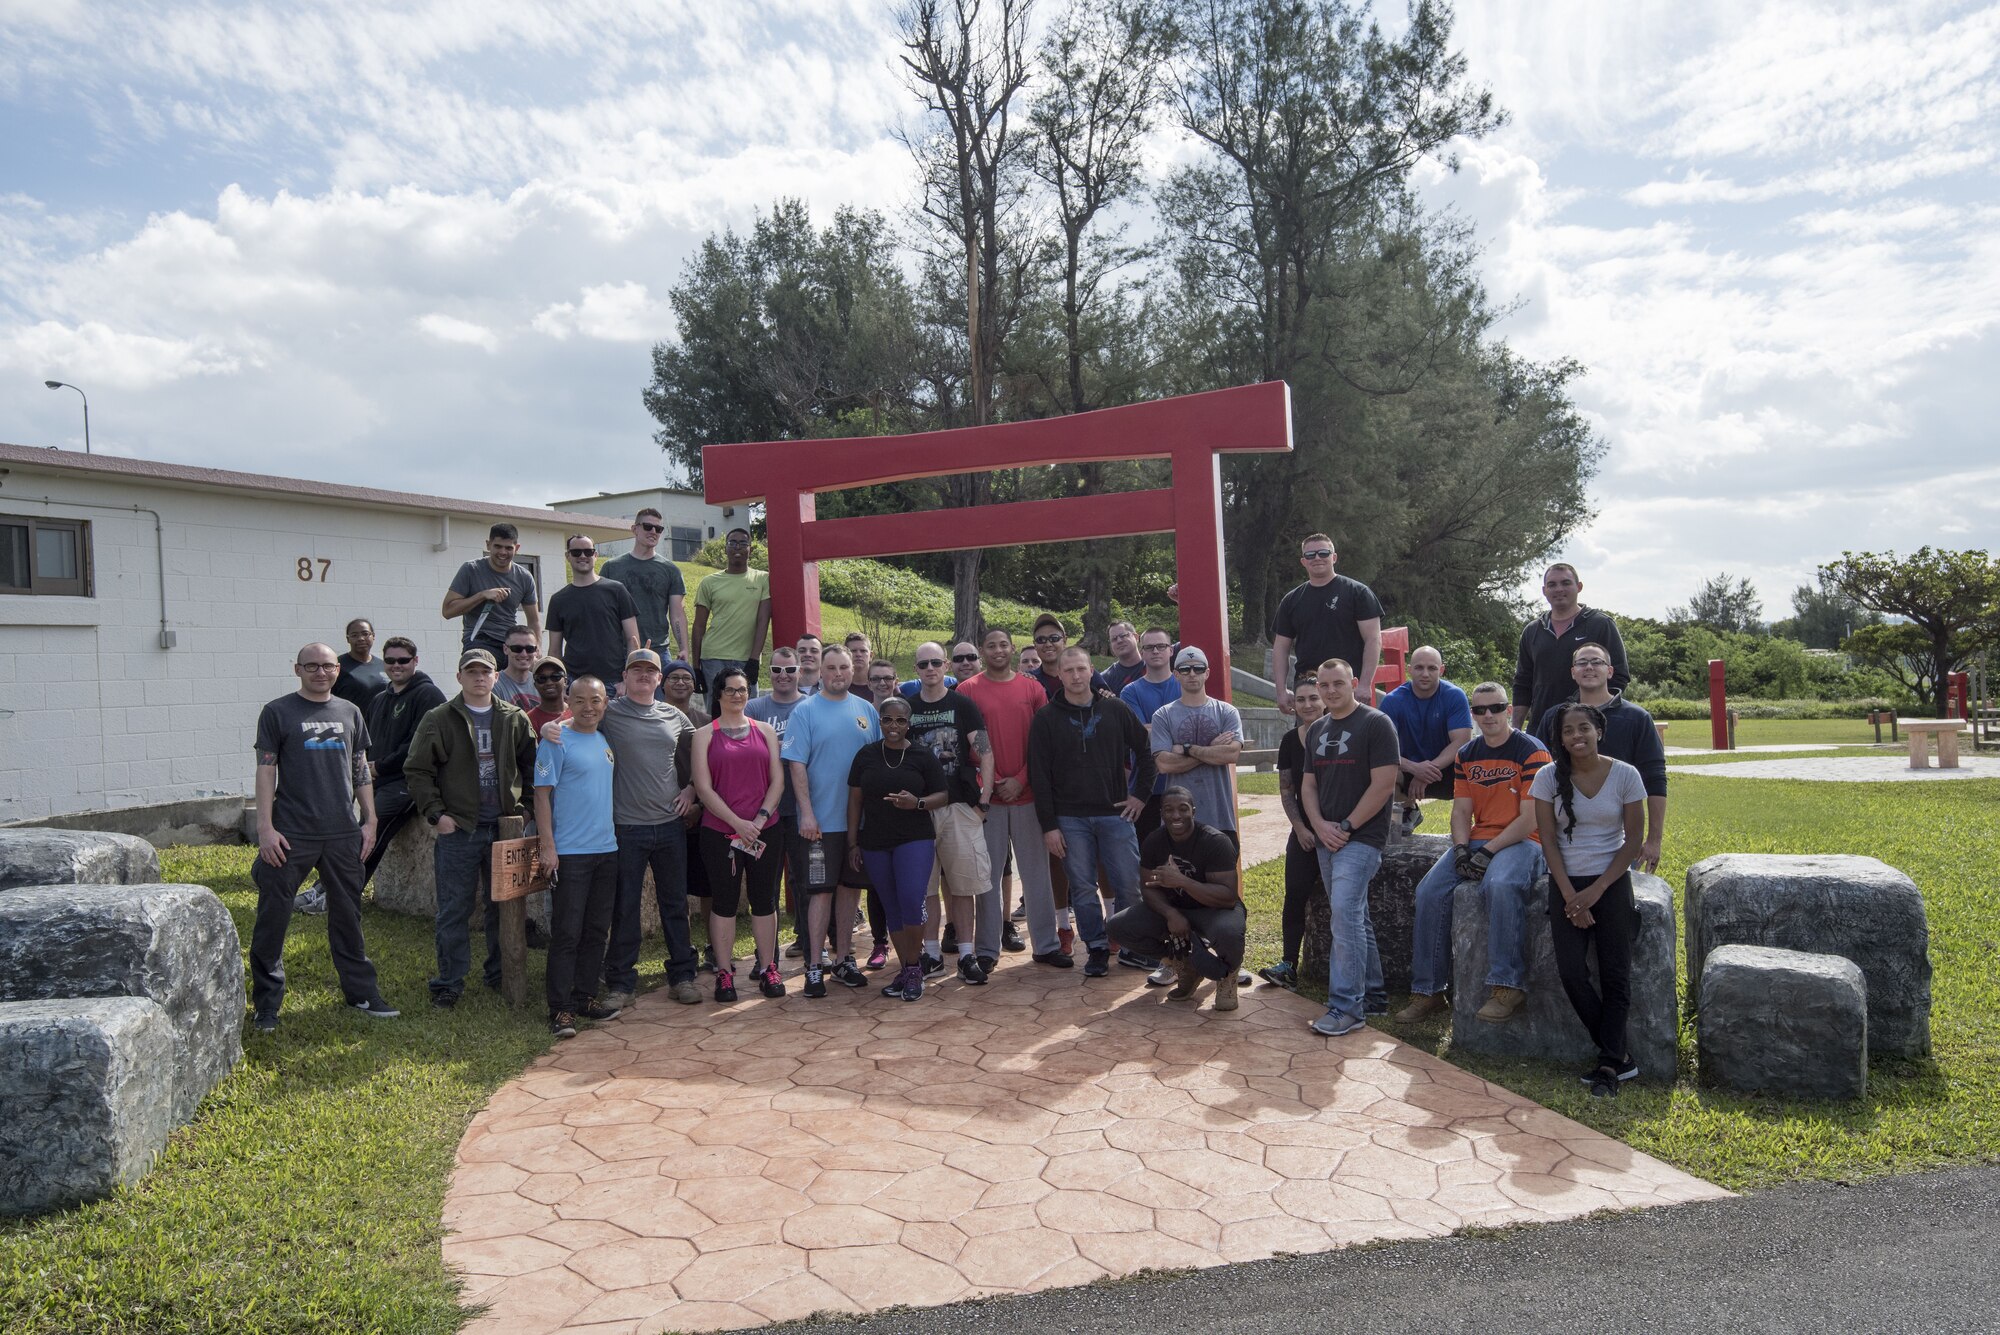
top-left (1548, 870), bottom-right (1637, 1067)
top-left (699, 826), bottom-right (783, 917)
top-left (360, 779), bottom-right (416, 887)
top-left (1281, 832), bottom-right (1321, 968)
top-left (250, 833), bottom-right (381, 1016)
top-left (1105, 899), bottom-right (1247, 969)
top-left (546, 851), bottom-right (618, 1016)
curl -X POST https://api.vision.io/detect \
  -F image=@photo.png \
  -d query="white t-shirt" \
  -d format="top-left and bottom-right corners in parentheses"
top-left (1528, 758), bottom-right (1645, 878)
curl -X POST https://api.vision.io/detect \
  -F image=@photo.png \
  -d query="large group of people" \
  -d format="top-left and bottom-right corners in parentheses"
top-left (249, 518), bottom-right (1663, 1098)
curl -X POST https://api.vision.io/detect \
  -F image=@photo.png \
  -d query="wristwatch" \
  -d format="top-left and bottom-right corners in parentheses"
top-left (1336, 818), bottom-right (1352, 834)
top-left (426, 813), bottom-right (441, 827)
top-left (1179, 743), bottom-right (1192, 757)
top-left (754, 807), bottom-right (772, 822)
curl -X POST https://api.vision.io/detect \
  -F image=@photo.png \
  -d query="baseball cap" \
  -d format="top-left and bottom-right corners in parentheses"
top-left (458, 648), bottom-right (498, 671)
top-left (625, 648), bottom-right (663, 670)
top-left (1174, 646), bottom-right (1209, 670)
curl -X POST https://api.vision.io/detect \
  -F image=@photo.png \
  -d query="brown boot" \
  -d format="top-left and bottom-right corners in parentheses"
top-left (1475, 986), bottom-right (1527, 1022)
top-left (1212, 971), bottom-right (1239, 1012)
top-left (1166, 958), bottom-right (1201, 1001)
top-left (1396, 992), bottom-right (1449, 1023)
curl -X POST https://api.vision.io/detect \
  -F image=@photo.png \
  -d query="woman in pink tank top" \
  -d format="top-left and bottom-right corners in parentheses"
top-left (690, 667), bottom-right (786, 1003)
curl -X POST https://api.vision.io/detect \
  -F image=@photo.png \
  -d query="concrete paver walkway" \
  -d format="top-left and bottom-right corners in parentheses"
top-left (445, 958), bottom-right (1725, 1333)
top-left (1668, 753), bottom-right (2000, 782)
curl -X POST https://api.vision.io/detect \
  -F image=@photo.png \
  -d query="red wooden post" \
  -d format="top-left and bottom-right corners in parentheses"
top-left (762, 489), bottom-right (821, 642)
top-left (1709, 659), bottom-right (1728, 750)
top-left (1948, 671), bottom-right (1970, 720)
top-left (1170, 443), bottom-right (1231, 699)
top-left (1373, 627), bottom-right (1410, 705)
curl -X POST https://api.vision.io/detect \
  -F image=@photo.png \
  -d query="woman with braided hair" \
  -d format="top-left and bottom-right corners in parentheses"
top-left (1529, 701), bottom-right (1647, 1097)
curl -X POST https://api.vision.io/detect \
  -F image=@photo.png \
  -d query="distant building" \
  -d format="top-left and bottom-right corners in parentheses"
top-left (0, 442), bottom-right (626, 828)
top-left (548, 486), bottom-right (743, 561)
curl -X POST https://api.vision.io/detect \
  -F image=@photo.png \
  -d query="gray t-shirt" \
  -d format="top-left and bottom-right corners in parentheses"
top-left (1303, 704), bottom-right (1400, 849)
top-left (745, 694), bottom-right (802, 816)
top-left (600, 552), bottom-right (686, 654)
top-left (596, 694), bottom-right (693, 825)
top-left (1529, 758), bottom-right (1645, 878)
top-left (467, 704), bottom-right (501, 821)
top-left (449, 558), bottom-right (538, 650)
top-left (254, 693), bottom-right (370, 839)
top-left (1149, 697), bottom-right (1244, 831)
top-left (492, 671), bottom-right (538, 710)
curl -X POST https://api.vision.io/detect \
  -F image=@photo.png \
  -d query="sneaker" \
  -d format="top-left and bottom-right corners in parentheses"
top-left (294, 883), bottom-right (328, 916)
top-left (1166, 959), bottom-right (1201, 1001)
top-left (1397, 993), bottom-right (1449, 1023)
top-left (957, 955), bottom-right (988, 986)
top-left (1259, 961), bottom-right (1300, 990)
top-left (252, 1012), bottom-right (279, 1033)
top-left (351, 997), bottom-right (400, 1019)
top-left (1032, 950), bottom-right (1075, 969)
top-left (1474, 986), bottom-right (1527, 1023)
top-left (1589, 1068), bottom-right (1621, 1099)
top-left (1365, 995), bottom-right (1391, 1016)
top-left (832, 958), bottom-right (868, 989)
top-left (785, 938), bottom-right (806, 958)
top-left (1001, 924), bottom-right (1027, 953)
top-left (1212, 973), bottom-right (1239, 1013)
top-left (715, 969), bottom-right (737, 1003)
top-left (1118, 949), bottom-right (1159, 971)
top-left (1399, 802), bottom-right (1424, 835)
top-left (881, 969), bottom-right (909, 999)
top-left (903, 968), bottom-right (924, 1002)
top-left (1084, 947), bottom-right (1110, 978)
top-left (550, 1012), bottom-right (578, 1039)
top-left (598, 989), bottom-right (634, 1011)
top-left (940, 924), bottom-right (959, 954)
top-left (920, 953), bottom-right (946, 979)
top-left (865, 943), bottom-right (890, 971)
top-left (976, 955), bottom-right (999, 981)
top-left (1310, 1011), bottom-right (1366, 1037)
top-left (579, 999), bottom-right (622, 1021)
top-left (1146, 963), bottom-right (1176, 988)
top-left (670, 979), bottom-right (702, 1006)
top-left (804, 966), bottom-right (828, 999)
top-left (1011, 902), bottom-right (1027, 921)
top-left (1057, 925), bottom-right (1075, 956)
top-left (700, 944), bottom-right (720, 974)
top-left (759, 962), bottom-right (786, 998)
top-left (1578, 1058), bottom-right (1641, 1085)
top-left (431, 992), bottom-right (458, 1010)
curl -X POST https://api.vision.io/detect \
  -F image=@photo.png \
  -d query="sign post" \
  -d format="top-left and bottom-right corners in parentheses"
top-left (489, 815), bottom-right (544, 1008)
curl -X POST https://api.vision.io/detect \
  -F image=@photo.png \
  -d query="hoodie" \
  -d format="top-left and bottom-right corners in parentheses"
top-left (1534, 692), bottom-right (1667, 799)
top-left (1027, 692), bottom-right (1155, 827)
top-left (364, 670), bottom-right (446, 784)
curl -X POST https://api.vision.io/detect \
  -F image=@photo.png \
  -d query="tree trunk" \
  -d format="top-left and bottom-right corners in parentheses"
top-left (954, 548), bottom-right (984, 645)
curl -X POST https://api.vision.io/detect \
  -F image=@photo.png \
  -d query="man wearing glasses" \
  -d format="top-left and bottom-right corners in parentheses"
top-left (545, 534), bottom-right (640, 697)
top-left (357, 636), bottom-right (447, 892)
top-left (1271, 533), bottom-right (1383, 715)
top-left (442, 522), bottom-right (541, 660)
top-left (691, 528), bottom-right (772, 715)
top-left (1512, 563), bottom-right (1630, 732)
top-left (1024, 615), bottom-right (1112, 701)
top-left (1144, 646), bottom-right (1242, 980)
top-left (248, 644), bottom-right (397, 1031)
top-left (905, 642), bottom-right (997, 983)
top-left (1377, 645), bottom-right (1474, 835)
top-left (1535, 643), bottom-right (1668, 874)
top-left (602, 507), bottom-right (689, 661)
top-left (492, 626), bottom-right (542, 709)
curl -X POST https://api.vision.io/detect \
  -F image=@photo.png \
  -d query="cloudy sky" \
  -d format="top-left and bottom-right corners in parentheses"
top-left (1, 0), bottom-right (1994, 618)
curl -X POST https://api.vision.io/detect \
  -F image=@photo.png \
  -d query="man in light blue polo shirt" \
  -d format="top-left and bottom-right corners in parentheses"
top-left (780, 645), bottom-right (880, 998)
top-left (534, 676), bottom-right (621, 1038)
top-left (1376, 645), bottom-right (1473, 834)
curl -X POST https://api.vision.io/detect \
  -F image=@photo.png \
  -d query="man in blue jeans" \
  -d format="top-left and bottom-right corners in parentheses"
top-left (1402, 680), bottom-right (1551, 1024)
top-left (403, 648), bottom-right (539, 1007)
top-left (1300, 658), bottom-right (1400, 1036)
top-left (1027, 647), bottom-right (1157, 978)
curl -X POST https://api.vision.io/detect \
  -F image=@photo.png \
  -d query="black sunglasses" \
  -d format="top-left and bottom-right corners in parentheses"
top-left (637, 522), bottom-right (664, 533)
top-left (507, 644), bottom-right (537, 653)
top-left (1033, 634), bottom-right (1062, 645)
top-left (1302, 548), bottom-right (1334, 559)
top-left (534, 673), bottom-right (565, 683)
top-left (568, 547), bottom-right (595, 557)
top-left (952, 653), bottom-right (979, 663)
top-left (1469, 702), bottom-right (1508, 716)
top-left (1175, 665), bottom-right (1207, 674)
top-left (915, 658), bottom-right (945, 669)
top-left (383, 655), bottom-right (414, 666)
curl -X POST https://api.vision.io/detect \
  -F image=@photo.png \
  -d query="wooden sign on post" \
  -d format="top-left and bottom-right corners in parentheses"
top-left (489, 816), bottom-right (540, 1008)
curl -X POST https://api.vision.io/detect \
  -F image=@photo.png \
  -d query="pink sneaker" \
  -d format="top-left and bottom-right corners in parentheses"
top-left (866, 943), bottom-right (890, 971)
top-left (758, 962), bottom-right (785, 999)
top-left (1057, 925), bottom-right (1075, 957)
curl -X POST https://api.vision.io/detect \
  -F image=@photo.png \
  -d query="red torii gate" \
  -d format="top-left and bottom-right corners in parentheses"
top-left (700, 382), bottom-right (1293, 701)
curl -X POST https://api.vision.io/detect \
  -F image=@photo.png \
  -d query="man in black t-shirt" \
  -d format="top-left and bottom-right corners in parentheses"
top-left (545, 534), bottom-right (640, 692)
top-left (331, 618), bottom-right (390, 711)
top-left (1105, 786), bottom-right (1245, 1012)
top-left (1270, 532), bottom-right (1384, 715)
top-left (905, 641), bottom-right (997, 983)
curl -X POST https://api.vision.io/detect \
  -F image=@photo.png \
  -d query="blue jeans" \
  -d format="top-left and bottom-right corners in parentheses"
top-left (610, 820), bottom-right (695, 992)
top-left (1055, 815), bottom-right (1141, 952)
top-left (431, 820), bottom-right (500, 999)
top-left (1410, 840), bottom-right (1546, 996)
top-left (1317, 841), bottom-right (1385, 1023)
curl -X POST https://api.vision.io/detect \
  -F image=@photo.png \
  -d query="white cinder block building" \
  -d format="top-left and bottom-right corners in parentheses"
top-left (547, 486), bottom-right (743, 562)
top-left (0, 442), bottom-right (627, 828)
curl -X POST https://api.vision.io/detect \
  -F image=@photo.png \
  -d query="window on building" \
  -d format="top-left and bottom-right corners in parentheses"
top-left (0, 515), bottom-right (91, 596)
top-left (671, 526), bottom-right (702, 560)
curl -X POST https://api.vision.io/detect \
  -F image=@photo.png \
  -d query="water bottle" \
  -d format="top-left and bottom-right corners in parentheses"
top-left (807, 838), bottom-right (827, 888)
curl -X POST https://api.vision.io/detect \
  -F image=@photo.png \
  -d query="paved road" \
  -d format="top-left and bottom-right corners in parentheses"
top-left (780, 1164), bottom-right (2000, 1334)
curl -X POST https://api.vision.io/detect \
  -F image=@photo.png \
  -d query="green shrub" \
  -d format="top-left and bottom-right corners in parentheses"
top-left (1636, 696), bottom-right (1904, 721)
top-left (693, 534), bottom-right (768, 567)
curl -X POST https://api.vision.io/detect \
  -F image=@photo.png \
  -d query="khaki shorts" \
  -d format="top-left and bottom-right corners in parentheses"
top-left (930, 803), bottom-right (994, 896)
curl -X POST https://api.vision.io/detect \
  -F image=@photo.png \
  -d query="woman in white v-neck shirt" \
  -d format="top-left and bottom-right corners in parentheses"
top-left (1530, 702), bottom-right (1647, 1095)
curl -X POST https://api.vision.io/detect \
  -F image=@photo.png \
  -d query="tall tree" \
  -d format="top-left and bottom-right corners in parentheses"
top-left (1771, 571), bottom-right (1881, 649)
top-left (1823, 548), bottom-right (2000, 715)
top-left (1670, 572), bottom-right (1764, 634)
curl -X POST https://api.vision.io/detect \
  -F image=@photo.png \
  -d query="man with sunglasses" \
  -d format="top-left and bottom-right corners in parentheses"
top-left (1024, 615), bottom-right (1113, 701)
top-left (545, 534), bottom-right (640, 697)
top-left (248, 644), bottom-right (396, 1030)
top-left (905, 642), bottom-right (996, 982)
top-left (692, 528), bottom-right (772, 715)
top-left (602, 507), bottom-right (689, 661)
top-left (492, 627), bottom-right (542, 709)
top-left (357, 636), bottom-right (447, 891)
top-left (1143, 646), bottom-right (1242, 980)
top-left (1271, 533), bottom-right (1383, 716)
top-left (1378, 645), bottom-right (1474, 835)
top-left (526, 657), bottom-right (571, 734)
top-left (1535, 642), bottom-right (1668, 874)
top-left (443, 522), bottom-right (541, 660)
top-left (1402, 681), bottom-right (1550, 1025)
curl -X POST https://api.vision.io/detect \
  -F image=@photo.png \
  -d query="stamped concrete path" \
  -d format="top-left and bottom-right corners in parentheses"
top-left (445, 950), bottom-right (1726, 1334)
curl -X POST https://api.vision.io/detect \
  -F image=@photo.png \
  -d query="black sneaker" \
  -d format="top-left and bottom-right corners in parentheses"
top-left (1365, 997), bottom-right (1390, 1017)
top-left (550, 1012), bottom-right (577, 1039)
top-left (1259, 961), bottom-right (1300, 990)
top-left (1118, 949), bottom-right (1160, 971)
top-left (252, 1012), bottom-right (279, 1033)
top-left (714, 969), bottom-right (738, 1003)
top-left (700, 944), bottom-right (720, 974)
top-left (757, 962), bottom-right (786, 998)
top-left (351, 997), bottom-right (400, 1019)
top-left (920, 953), bottom-right (946, 979)
top-left (804, 966), bottom-right (827, 999)
top-left (1589, 1067), bottom-right (1620, 1099)
top-left (881, 970), bottom-right (911, 999)
top-left (940, 924), bottom-right (959, 954)
top-left (1032, 950), bottom-right (1074, 969)
top-left (832, 958), bottom-right (868, 989)
top-left (1400, 803), bottom-right (1424, 835)
top-left (578, 999), bottom-right (622, 1022)
top-left (431, 992), bottom-right (458, 1010)
top-left (1001, 924), bottom-right (1027, 953)
top-left (957, 955), bottom-right (987, 986)
top-left (903, 967), bottom-right (924, 1002)
top-left (1084, 947), bottom-right (1111, 977)
top-left (976, 955), bottom-right (999, 981)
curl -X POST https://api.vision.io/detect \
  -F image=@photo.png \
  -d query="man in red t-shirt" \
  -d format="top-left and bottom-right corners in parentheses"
top-left (959, 627), bottom-right (1066, 968)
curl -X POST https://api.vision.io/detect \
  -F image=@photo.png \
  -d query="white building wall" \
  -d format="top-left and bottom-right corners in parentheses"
top-left (0, 465), bottom-right (612, 824)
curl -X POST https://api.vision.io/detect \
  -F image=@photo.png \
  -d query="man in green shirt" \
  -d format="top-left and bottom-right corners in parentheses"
top-left (600, 507), bottom-right (688, 659)
top-left (690, 527), bottom-right (771, 715)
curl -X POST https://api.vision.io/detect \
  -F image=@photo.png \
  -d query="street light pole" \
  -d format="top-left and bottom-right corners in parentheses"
top-left (44, 380), bottom-right (90, 454)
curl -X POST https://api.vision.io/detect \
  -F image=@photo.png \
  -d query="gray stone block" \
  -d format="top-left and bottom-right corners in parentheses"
top-left (0, 828), bottom-right (162, 891)
top-left (1450, 871), bottom-right (1679, 1084)
top-left (1698, 945), bottom-right (1867, 1101)
top-left (0, 997), bottom-right (176, 1215)
top-left (1686, 854), bottom-right (1931, 1057)
top-left (0, 884), bottom-right (242, 1123)
top-left (1302, 834), bottom-right (1447, 998)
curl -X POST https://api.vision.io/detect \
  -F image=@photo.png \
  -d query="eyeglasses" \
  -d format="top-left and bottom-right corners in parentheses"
top-left (1175, 665), bottom-right (1207, 675)
top-left (769, 665), bottom-right (799, 675)
top-left (722, 685), bottom-right (750, 695)
top-left (915, 658), bottom-right (945, 669)
top-left (383, 655), bottom-right (415, 666)
top-left (1033, 634), bottom-right (1062, 645)
top-left (297, 663), bottom-right (338, 672)
top-left (1141, 642), bottom-right (1172, 652)
top-left (1469, 702), bottom-right (1509, 716)
top-left (952, 653), bottom-right (979, 663)
top-left (637, 522), bottom-right (664, 533)
top-left (1301, 549), bottom-right (1334, 560)
top-left (1574, 658), bottom-right (1611, 669)
top-left (568, 547), bottom-right (595, 558)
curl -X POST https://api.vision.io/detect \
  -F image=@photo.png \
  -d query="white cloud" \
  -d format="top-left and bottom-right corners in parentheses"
top-left (532, 282), bottom-right (665, 343)
top-left (415, 313), bottom-right (500, 352)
